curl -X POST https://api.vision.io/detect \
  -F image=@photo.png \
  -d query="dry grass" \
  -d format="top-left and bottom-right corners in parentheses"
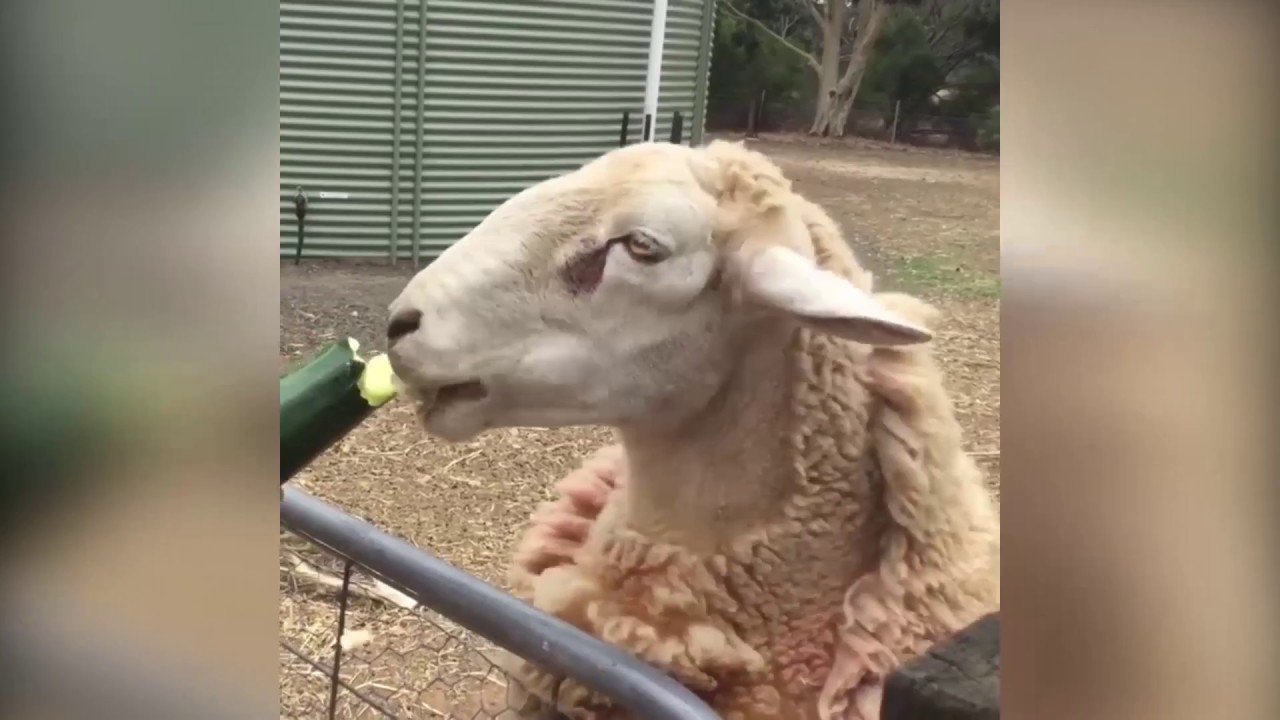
top-left (278, 135), bottom-right (1000, 717)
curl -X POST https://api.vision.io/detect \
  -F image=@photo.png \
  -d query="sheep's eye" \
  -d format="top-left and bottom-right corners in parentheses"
top-left (617, 232), bottom-right (667, 264)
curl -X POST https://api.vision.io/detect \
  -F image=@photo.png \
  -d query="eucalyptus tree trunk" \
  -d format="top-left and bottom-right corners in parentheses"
top-left (808, 0), bottom-right (892, 137)
top-left (731, 0), bottom-right (895, 137)
top-left (807, 0), bottom-right (845, 135)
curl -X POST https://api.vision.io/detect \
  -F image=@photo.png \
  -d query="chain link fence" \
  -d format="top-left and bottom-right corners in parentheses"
top-left (279, 488), bottom-right (718, 720)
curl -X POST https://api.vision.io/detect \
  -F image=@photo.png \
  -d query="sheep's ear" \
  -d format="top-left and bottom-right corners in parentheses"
top-left (739, 246), bottom-right (932, 346)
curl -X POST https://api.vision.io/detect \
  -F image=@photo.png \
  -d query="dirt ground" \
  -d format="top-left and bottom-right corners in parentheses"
top-left (278, 134), bottom-right (1000, 718)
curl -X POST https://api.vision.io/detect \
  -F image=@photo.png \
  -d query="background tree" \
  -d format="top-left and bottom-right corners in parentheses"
top-left (726, 0), bottom-right (905, 136)
top-left (920, 0), bottom-right (999, 84)
top-left (858, 0), bottom-right (998, 146)
top-left (709, 0), bottom-right (999, 147)
top-left (707, 0), bottom-right (815, 136)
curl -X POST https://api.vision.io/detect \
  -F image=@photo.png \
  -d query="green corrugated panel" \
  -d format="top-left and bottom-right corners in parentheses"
top-left (281, 0), bottom-right (424, 258)
top-left (281, 0), bottom-right (714, 261)
top-left (692, 0), bottom-right (717, 144)
top-left (409, 0), bottom-right (712, 263)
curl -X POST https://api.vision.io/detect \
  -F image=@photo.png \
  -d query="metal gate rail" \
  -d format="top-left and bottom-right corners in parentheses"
top-left (281, 487), bottom-right (719, 719)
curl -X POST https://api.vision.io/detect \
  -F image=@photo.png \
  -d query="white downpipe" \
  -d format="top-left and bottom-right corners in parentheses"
top-left (642, 0), bottom-right (669, 142)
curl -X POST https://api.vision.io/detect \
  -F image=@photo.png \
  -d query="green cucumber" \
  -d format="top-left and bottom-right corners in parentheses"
top-left (280, 338), bottom-right (398, 484)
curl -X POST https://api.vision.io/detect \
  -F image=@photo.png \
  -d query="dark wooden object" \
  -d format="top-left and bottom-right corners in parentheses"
top-left (881, 613), bottom-right (1000, 720)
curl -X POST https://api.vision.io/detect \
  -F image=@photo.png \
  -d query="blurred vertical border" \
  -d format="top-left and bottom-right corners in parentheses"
top-left (0, 0), bottom-right (1276, 719)
top-left (0, 0), bottom-right (279, 717)
top-left (1002, 1), bottom-right (1277, 719)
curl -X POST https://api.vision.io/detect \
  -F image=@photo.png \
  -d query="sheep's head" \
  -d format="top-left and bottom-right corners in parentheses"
top-left (387, 141), bottom-right (931, 441)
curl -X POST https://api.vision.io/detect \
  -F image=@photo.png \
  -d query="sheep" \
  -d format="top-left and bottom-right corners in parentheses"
top-left (385, 140), bottom-right (1000, 720)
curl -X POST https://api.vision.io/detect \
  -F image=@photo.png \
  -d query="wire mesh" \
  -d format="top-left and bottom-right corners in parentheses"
top-left (280, 529), bottom-right (537, 719)
top-left (279, 488), bottom-right (718, 720)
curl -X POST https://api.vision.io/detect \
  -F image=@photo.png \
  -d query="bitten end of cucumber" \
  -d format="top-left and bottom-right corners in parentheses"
top-left (357, 353), bottom-right (398, 406)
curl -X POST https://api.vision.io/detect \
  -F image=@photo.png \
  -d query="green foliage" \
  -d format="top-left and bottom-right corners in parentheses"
top-left (862, 10), bottom-right (947, 115)
top-left (977, 105), bottom-right (999, 151)
top-left (707, 4), bottom-right (815, 125)
top-left (864, 1), bottom-right (999, 114)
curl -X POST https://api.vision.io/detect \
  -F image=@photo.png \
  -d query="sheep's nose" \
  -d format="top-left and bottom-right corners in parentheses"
top-left (387, 307), bottom-right (422, 343)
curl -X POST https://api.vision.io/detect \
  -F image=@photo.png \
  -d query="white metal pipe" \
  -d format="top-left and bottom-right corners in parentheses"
top-left (642, 0), bottom-right (669, 142)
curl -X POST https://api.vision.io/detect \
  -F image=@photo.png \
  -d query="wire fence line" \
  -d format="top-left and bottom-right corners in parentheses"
top-left (279, 487), bottom-right (719, 720)
top-left (707, 103), bottom-right (999, 152)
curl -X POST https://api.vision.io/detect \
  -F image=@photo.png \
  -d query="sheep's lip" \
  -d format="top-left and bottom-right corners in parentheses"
top-left (415, 379), bottom-right (489, 417)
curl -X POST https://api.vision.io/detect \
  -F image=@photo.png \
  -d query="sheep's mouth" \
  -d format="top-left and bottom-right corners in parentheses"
top-left (408, 379), bottom-right (489, 441)
top-left (436, 380), bottom-right (488, 405)
top-left (413, 379), bottom-right (489, 418)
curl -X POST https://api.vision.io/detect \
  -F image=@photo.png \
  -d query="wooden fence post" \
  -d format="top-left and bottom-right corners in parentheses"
top-left (882, 613), bottom-right (1000, 720)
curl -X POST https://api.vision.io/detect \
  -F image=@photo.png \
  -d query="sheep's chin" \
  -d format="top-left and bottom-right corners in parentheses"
top-left (414, 382), bottom-right (490, 442)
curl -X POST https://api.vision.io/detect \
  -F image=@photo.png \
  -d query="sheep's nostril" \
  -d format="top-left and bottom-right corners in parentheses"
top-left (387, 308), bottom-right (423, 342)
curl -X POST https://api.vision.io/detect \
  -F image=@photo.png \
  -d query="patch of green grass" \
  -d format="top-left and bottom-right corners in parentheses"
top-left (885, 254), bottom-right (1002, 300)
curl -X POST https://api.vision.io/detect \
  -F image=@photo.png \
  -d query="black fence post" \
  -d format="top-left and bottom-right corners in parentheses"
top-left (669, 111), bottom-right (684, 144)
top-left (293, 186), bottom-right (308, 265)
top-left (618, 111), bottom-right (630, 147)
top-left (327, 560), bottom-right (353, 719)
top-left (882, 613), bottom-right (1000, 720)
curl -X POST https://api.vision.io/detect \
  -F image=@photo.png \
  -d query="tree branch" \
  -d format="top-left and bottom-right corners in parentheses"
top-left (801, 0), bottom-right (825, 25)
top-left (927, 6), bottom-right (968, 50)
top-left (924, 0), bottom-right (944, 28)
top-left (939, 39), bottom-right (988, 79)
top-left (778, 14), bottom-right (798, 38)
top-left (724, 3), bottom-right (821, 73)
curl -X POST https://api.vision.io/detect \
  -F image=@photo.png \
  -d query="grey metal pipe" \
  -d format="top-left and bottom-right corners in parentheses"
top-left (410, 0), bottom-right (428, 269)
top-left (389, 0), bottom-right (406, 265)
top-left (280, 487), bottom-right (719, 720)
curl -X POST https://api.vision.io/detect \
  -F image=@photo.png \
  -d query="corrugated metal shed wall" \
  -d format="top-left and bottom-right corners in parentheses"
top-left (281, 0), bottom-right (423, 257)
top-left (281, 0), bottom-right (715, 261)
